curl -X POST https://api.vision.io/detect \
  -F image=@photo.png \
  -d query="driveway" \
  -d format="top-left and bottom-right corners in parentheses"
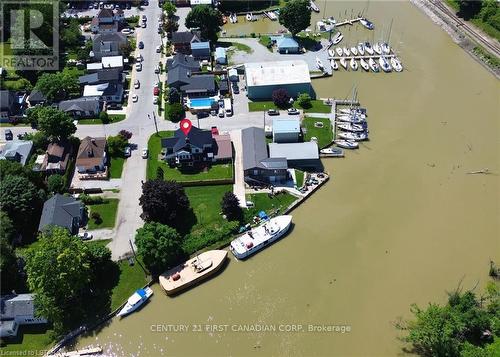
top-left (229, 130), bottom-right (247, 208)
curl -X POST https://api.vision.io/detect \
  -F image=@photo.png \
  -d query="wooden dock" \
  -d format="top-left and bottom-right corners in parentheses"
top-left (329, 99), bottom-right (360, 143)
top-left (328, 54), bottom-right (395, 60)
top-left (50, 346), bottom-right (102, 357)
top-left (334, 17), bottom-right (364, 27)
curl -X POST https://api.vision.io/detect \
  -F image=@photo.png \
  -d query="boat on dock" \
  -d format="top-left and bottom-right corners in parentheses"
top-left (337, 114), bottom-right (365, 123)
top-left (335, 47), bottom-right (343, 56)
top-left (265, 11), bottom-right (278, 21)
top-left (230, 215), bottom-right (293, 259)
top-left (337, 122), bottom-right (366, 132)
top-left (310, 0), bottom-right (320, 12)
top-left (368, 57), bottom-right (380, 72)
top-left (117, 287), bottom-right (153, 317)
top-left (378, 56), bottom-right (392, 72)
top-left (159, 250), bottom-right (228, 295)
top-left (326, 16), bottom-right (336, 25)
top-left (373, 42), bottom-right (382, 55)
top-left (357, 42), bottom-right (365, 55)
top-left (364, 42), bottom-right (374, 55)
top-left (335, 139), bottom-right (358, 149)
top-left (332, 32), bottom-right (343, 45)
top-left (360, 58), bottom-right (370, 71)
top-left (350, 58), bottom-right (358, 71)
top-left (246, 13), bottom-right (257, 21)
top-left (328, 49), bottom-right (335, 57)
top-left (360, 18), bottom-right (374, 30)
top-left (330, 59), bottom-right (338, 70)
top-left (229, 13), bottom-right (237, 23)
top-left (391, 57), bottom-right (403, 72)
top-left (342, 47), bottom-right (350, 56)
top-left (316, 57), bottom-right (324, 70)
top-left (320, 147), bottom-right (344, 157)
top-left (338, 131), bottom-right (368, 141)
top-left (350, 46), bottom-right (358, 56)
top-left (339, 57), bottom-right (348, 69)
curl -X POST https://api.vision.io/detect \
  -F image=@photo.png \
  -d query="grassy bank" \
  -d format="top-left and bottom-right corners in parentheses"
top-left (87, 199), bottom-right (119, 230)
top-left (445, 0), bottom-right (500, 41)
top-left (110, 259), bottom-right (149, 311)
top-left (302, 117), bottom-right (333, 148)
top-left (244, 192), bottom-right (298, 222)
top-left (109, 156), bottom-right (125, 178)
top-left (258, 35), bottom-right (273, 51)
top-left (78, 114), bottom-right (126, 125)
top-left (248, 100), bottom-right (331, 113)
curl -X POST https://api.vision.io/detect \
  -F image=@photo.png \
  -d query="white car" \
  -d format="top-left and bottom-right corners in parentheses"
top-left (124, 146), bottom-right (132, 157)
top-left (132, 94), bottom-right (138, 102)
top-left (78, 232), bottom-right (93, 241)
top-left (141, 148), bottom-right (148, 159)
top-left (121, 28), bottom-right (131, 35)
top-left (141, 22), bottom-right (146, 28)
top-left (134, 80), bottom-right (140, 89)
top-left (136, 54), bottom-right (142, 62)
top-left (155, 45), bottom-right (161, 53)
top-left (153, 97), bottom-right (158, 105)
top-left (154, 66), bottom-right (160, 74)
top-left (135, 63), bottom-right (142, 71)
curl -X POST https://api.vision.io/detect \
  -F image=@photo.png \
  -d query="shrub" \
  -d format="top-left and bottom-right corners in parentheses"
top-left (79, 194), bottom-right (103, 205)
top-left (220, 191), bottom-right (242, 221)
top-left (99, 111), bottom-right (109, 124)
top-left (119, 130), bottom-right (133, 140)
top-left (47, 174), bottom-right (65, 193)
top-left (166, 102), bottom-right (185, 122)
top-left (90, 211), bottom-right (102, 224)
top-left (297, 93), bottom-right (312, 109)
top-left (272, 88), bottom-right (291, 109)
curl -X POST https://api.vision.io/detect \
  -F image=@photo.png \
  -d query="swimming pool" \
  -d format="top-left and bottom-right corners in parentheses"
top-left (189, 98), bottom-right (215, 108)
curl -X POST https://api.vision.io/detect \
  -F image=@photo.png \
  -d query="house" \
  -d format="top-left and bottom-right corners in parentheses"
top-left (215, 47), bottom-right (227, 64)
top-left (34, 141), bottom-right (72, 174)
top-left (171, 0), bottom-right (190, 6)
top-left (272, 118), bottom-right (301, 143)
top-left (171, 31), bottom-right (201, 54)
top-left (0, 90), bottom-right (21, 123)
top-left (38, 194), bottom-right (84, 234)
top-left (161, 126), bottom-right (220, 168)
top-left (268, 142), bottom-right (321, 170)
top-left (79, 68), bottom-right (123, 86)
top-left (26, 90), bottom-right (46, 107)
top-left (96, 8), bottom-right (114, 23)
top-left (83, 82), bottom-right (123, 103)
top-left (244, 60), bottom-right (313, 100)
top-left (218, 78), bottom-right (229, 96)
top-left (86, 55), bottom-right (125, 72)
top-left (191, 41), bottom-right (210, 60)
top-left (59, 97), bottom-right (102, 118)
top-left (241, 127), bottom-right (288, 184)
top-left (0, 294), bottom-right (47, 338)
top-left (212, 134), bottom-right (233, 162)
top-left (76, 136), bottom-right (107, 175)
top-left (276, 36), bottom-right (300, 54)
top-left (180, 75), bottom-right (216, 97)
top-left (114, 8), bottom-right (125, 22)
top-left (0, 140), bottom-right (33, 166)
top-left (166, 53), bottom-right (200, 72)
top-left (91, 33), bottom-right (127, 60)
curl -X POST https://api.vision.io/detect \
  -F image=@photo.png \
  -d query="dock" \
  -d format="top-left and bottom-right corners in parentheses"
top-left (329, 54), bottom-right (396, 60)
top-left (50, 346), bottom-right (102, 357)
top-left (327, 99), bottom-right (360, 143)
top-left (334, 17), bottom-right (364, 27)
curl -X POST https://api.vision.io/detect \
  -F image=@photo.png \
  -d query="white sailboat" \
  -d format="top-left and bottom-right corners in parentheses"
top-left (337, 122), bottom-right (366, 132)
top-left (360, 18), bottom-right (374, 30)
top-left (328, 49), bottom-right (335, 57)
top-left (230, 13), bottom-right (238, 23)
top-left (338, 131), bottom-right (368, 141)
top-left (339, 57), bottom-right (348, 69)
top-left (350, 58), bottom-right (358, 71)
top-left (359, 58), bottom-right (370, 71)
top-left (335, 139), bottom-right (358, 149)
top-left (378, 56), bottom-right (392, 72)
top-left (332, 32), bottom-right (343, 45)
top-left (337, 114), bottom-right (365, 123)
top-left (330, 59), bottom-right (339, 70)
top-left (391, 57), bottom-right (403, 72)
top-left (381, 42), bottom-right (391, 54)
top-left (368, 57), bottom-right (379, 72)
top-left (350, 46), bottom-right (358, 56)
top-left (117, 287), bottom-right (154, 317)
top-left (335, 47), bottom-right (343, 56)
top-left (342, 47), bottom-right (350, 56)
top-left (320, 147), bottom-right (344, 157)
top-left (357, 42), bottom-right (365, 55)
top-left (316, 56), bottom-right (324, 70)
top-left (373, 42), bottom-right (382, 55)
top-left (364, 42), bottom-right (374, 55)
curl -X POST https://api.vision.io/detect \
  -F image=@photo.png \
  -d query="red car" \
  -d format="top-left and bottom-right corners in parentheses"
top-left (153, 87), bottom-right (159, 96)
top-left (211, 126), bottom-right (219, 136)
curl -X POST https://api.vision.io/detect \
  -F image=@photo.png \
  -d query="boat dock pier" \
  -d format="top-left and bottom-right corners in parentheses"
top-left (334, 17), bottom-right (364, 27)
top-left (329, 54), bottom-right (396, 60)
top-left (50, 346), bottom-right (102, 357)
top-left (327, 98), bottom-right (360, 142)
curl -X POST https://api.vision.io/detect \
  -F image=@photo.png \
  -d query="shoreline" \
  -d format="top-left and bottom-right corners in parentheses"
top-left (409, 0), bottom-right (500, 79)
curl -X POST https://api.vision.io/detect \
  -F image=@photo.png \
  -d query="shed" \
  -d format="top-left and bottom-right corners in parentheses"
top-left (215, 47), bottom-right (227, 64)
top-left (268, 142), bottom-right (321, 170)
top-left (272, 117), bottom-right (301, 143)
top-left (276, 36), bottom-right (300, 54)
top-left (228, 68), bottom-right (238, 82)
top-left (191, 41), bottom-right (210, 60)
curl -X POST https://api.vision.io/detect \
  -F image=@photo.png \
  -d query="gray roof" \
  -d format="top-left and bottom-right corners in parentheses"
top-left (268, 142), bottom-right (319, 160)
top-left (171, 31), bottom-right (200, 44)
top-left (0, 140), bottom-right (33, 166)
top-left (92, 32), bottom-right (127, 55)
top-left (59, 97), bottom-right (101, 113)
top-left (38, 194), bottom-right (83, 232)
top-left (97, 8), bottom-right (114, 18)
top-left (27, 89), bottom-right (46, 103)
top-left (0, 294), bottom-right (36, 319)
top-left (180, 75), bottom-right (215, 93)
top-left (0, 90), bottom-right (15, 110)
top-left (241, 127), bottom-right (269, 170)
top-left (166, 54), bottom-right (200, 72)
top-left (79, 68), bottom-right (122, 84)
top-left (161, 126), bottom-right (213, 152)
top-left (261, 157), bottom-right (288, 169)
top-left (167, 66), bottom-right (191, 87)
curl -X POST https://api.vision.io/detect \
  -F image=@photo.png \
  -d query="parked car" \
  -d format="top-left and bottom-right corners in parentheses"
top-left (134, 79), bottom-right (140, 89)
top-left (121, 28), bottom-right (132, 35)
top-left (124, 146), bottom-right (132, 157)
top-left (132, 94), bottom-right (138, 102)
top-left (232, 85), bottom-right (239, 94)
top-left (153, 97), bottom-right (158, 105)
top-left (141, 22), bottom-right (146, 28)
top-left (153, 87), bottom-right (159, 96)
top-left (287, 108), bottom-right (300, 115)
top-left (138, 41), bottom-right (144, 49)
top-left (211, 126), bottom-right (219, 135)
top-left (135, 63), bottom-right (142, 71)
top-left (267, 109), bottom-right (279, 116)
top-left (136, 54), bottom-right (142, 62)
top-left (141, 15), bottom-right (147, 22)
top-left (141, 148), bottom-right (148, 159)
top-left (78, 232), bottom-right (93, 241)
top-left (196, 112), bottom-right (209, 119)
top-left (154, 65), bottom-right (160, 74)
top-left (155, 45), bottom-right (162, 53)
top-left (218, 108), bottom-right (225, 118)
top-left (4, 129), bottom-right (13, 141)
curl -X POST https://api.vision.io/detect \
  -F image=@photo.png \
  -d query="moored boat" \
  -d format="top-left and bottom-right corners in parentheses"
top-left (337, 122), bottom-right (366, 132)
top-left (332, 32), bottom-right (343, 45)
top-left (350, 46), bottom-right (358, 56)
top-left (159, 250), bottom-right (228, 295)
top-left (117, 287), bottom-right (153, 317)
top-left (364, 42), bottom-right (374, 55)
top-left (335, 47), bottom-right (343, 56)
top-left (320, 147), bottom-right (344, 157)
top-left (330, 59), bottom-right (338, 70)
top-left (360, 58), bottom-right (370, 71)
top-left (391, 57), bottom-right (403, 72)
top-left (335, 139), bottom-right (358, 149)
top-left (350, 58), bottom-right (358, 71)
top-left (338, 131), bottom-right (368, 141)
top-left (360, 18), bottom-right (374, 30)
top-left (230, 215), bottom-right (293, 259)
top-left (339, 57), bottom-right (348, 69)
top-left (381, 42), bottom-right (391, 54)
top-left (368, 57), bottom-right (380, 72)
top-left (373, 42), bottom-right (382, 55)
top-left (310, 0), bottom-right (320, 12)
top-left (342, 47), bottom-right (350, 56)
top-left (357, 42), bottom-right (365, 55)
top-left (378, 56), bottom-right (392, 72)
top-left (328, 49), bottom-right (335, 57)
top-left (316, 57), bottom-right (324, 70)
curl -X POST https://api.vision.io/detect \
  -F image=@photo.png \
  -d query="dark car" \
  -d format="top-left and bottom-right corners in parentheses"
top-left (196, 112), bottom-right (209, 119)
top-left (4, 129), bottom-right (13, 141)
top-left (126, 3), bottom-right (131, 9)
top-left (267, 109), bottom-right (279, 116)
top-left (138, 41), bottom-right (144, 49)
top-left (232, 85), bottom-right (239, 94)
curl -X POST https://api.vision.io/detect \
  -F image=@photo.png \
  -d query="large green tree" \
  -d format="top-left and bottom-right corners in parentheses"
top-left (279, 0), bottom-right (311, 36)
top-left (37, 107), bottom-right (76, 141)
top-left (35, 72), bottom-right (79, 102)
top-left (185, 5), bottom-right (223, 43)
top-left (0, 236), bottom-right (19, 294)
top-left (458, 0), bottom-right (484, 19)
top-left (107, 134), bottom-right (128, 157)
top-left (135, 222), bottom-right (184, 275)
top-left (162, 1), bottom-right (177, 18)
top-left (220, 191), bottom-right (242, 221)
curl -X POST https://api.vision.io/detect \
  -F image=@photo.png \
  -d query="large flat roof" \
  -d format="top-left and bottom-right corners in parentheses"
top-left (268, 142), bottom-right (319, 160)
top-left (245, 60), bottom-right (311, 87)
top-left (272, 117), bottom-right (300, 134)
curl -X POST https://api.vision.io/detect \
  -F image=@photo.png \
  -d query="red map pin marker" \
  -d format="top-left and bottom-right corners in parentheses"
top-left (180, 118), bottom-right (192, 136)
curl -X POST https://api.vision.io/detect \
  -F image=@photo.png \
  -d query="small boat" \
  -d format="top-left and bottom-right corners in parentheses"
top-left (379, 56), bottom-right (392, 72)
top-left (330, 59), bottom-right (338, 70)
top-left (265, 11), bottom-right (278, 21)
top-left (320, 147), bottom-right (344, 157)
top-left (230, 215), bottom-right (293, 259)
top-left (350, 58), bottom-right (358, 71)
top-left (332, 32), bottom-right (343, 45)
top-left (359, 58), bottom-right (370, 71)
top-left (337, 114), bottom-right (366, 123)
top-left (391, 57), bottom-right (403, 72)
top-left (373, 42), bottom-right (382, 55)
top-left (350, 46), bottom-right (358, 56)
top-left (328, 49), bottom-right (335, 57)
top-left (159, 250), bottom-right (228, 295)
top-left (326, 16), bottom-right (336, 25)
top-left (342, 47), bottom-right (350, 56)
top-left (360, 18), bottom-right (374, 30)
top-left (338, 131), bottom-right (368, 141)
top-left (368, 57), bottom-right (379, 72)
top-left (310, 0), bottom-right (320, 12)
top-left (339, 57), bottom-right (348, 69)
top-left (335, 139), bottom-right (358, 149)
top-left (229, 13), bottom-right (237, 23)
top-left (335, 47), bottom-right (343, 56)
top-left (337, 122), bottom-right (366, 132)
top-left (339, 108), bottom-right (367, 117)
top-left (364, 42), bottom-right (374, 55)
top-left (222, 15), bottom-right (227, 24)
top-left (246, 13), bottom-right (254, 21)
top-left (117, 287), bottom-right (153, 317)
top-left (381, 42), bottom-right (391, 54)
top-left (316, 57), bottom-right (324, 70)
top-left (357, 42), bottom-right (365, 55)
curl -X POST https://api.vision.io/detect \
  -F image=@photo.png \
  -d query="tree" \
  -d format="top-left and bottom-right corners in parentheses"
top-left (297, 92), bottom-right (312, 108)
top-left (35, 72), bottom-right (79, 102)
top-left (458, 0), bottom-right (483, 19)
top-left (61, 18), bottom-right (82, 49)
top-left (47, 174), bottom-right (65, 194)
top-left (185, 5), bottom-right (224, 43)
top-left (119, 130), bottom-right (133, 140)
top-left (107, 134), bottom-right (128, 157)
top-left (139, 179), bottom-right (190, 228)
top-left (0, 211), bottom-right (16, 244)
top-left (167, 87), bottom-right (181, 104)
top-left (279, 0), bottom-right (311, 36)
top-left (162, 1), bottom-right (177, 18)
top-left (135, 222), bottom-right (184, 274)
top-left (163, 19), bottom-right (179, 38)
top-left (220, 192), bottom-right (242, 221)
top-left (0, 236), bottom-right (19, 295)
top-left (0, 160), bottom-right (26, 181)
top-left (37, 107), bottom-right (76, 141)
top-left (272, 88), bottom-right (291, 108)
top-left (99, 111), bottom-right (109, 124)
top-left (166, 102), bottom-right (185, 122)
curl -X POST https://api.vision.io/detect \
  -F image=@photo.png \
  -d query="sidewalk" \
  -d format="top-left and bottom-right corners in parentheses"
top-left (230, 129), bottom-right (247, 208)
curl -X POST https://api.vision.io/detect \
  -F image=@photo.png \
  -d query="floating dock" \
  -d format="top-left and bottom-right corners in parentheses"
top-left (334, 17), bottom-right (364, 27)
top-left (50, 346), bottom-right (102, 357)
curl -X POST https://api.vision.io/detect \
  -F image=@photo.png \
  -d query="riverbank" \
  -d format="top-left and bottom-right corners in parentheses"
top-left (410, 0), bottom-right (500, 78)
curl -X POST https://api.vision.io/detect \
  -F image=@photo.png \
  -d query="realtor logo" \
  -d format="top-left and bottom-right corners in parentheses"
top-left (0, 0), bottom-right (59, 70)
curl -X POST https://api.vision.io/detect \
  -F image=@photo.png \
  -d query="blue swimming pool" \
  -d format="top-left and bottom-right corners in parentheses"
top-left (189, 98), bottom-right (215, 108)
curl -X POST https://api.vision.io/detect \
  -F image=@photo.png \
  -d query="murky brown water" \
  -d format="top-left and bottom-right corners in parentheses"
top-left (76, 1), bottom-right (500, 356)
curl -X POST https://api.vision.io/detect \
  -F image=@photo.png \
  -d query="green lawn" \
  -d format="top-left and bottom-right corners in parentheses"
top-left (87, 199), bottom-right (119, 230)
top-left (185, 185), bottom-right (232, 228)
top-left (244, 192), bottom-right (298, 222)
top-left (0, 325), bottom-right (54, 353)
top-left (258, 35), bottom-right (273, 52)
top-left (218, 41), bottom-right (253, 54)
top-left (302, 117), bottom-right (333, 148)
top-left (78, 114), bottom-right (126, 125)
top-left (109, 156), bottom-right (125, 178)
top-left (110, 259), bottom-right (149, 311)
top-left (248, 100), bottom-right (331, 113)
top-left (146, 131), bottom-right (233, 182)
top-left (295, 169), bottom-right (305, 188)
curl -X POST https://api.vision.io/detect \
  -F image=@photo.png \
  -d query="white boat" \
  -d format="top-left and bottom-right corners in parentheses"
top-left (350, 46), bottom-right (358, 56)
top-left (391, 57), bottom-right (403, 72)
top-left (357, 42), bottom-right (365, 55)
top-left (378, 56), bottom-right (392, 72)
top-left (364, 42), bottom-right (374, 55)
top-left (316, 57), bottom-right (323, 70)
top-left (310, 0), bottom-right (320, 12)
top-left (337, 114), bottom-right (366, 123)
top-left (230, 215), bottom-right (293, 259)
top-left (368, 57), bottom-right (379, 72)
top-left (350, 58), bottom-right (358, 71)
top-left (337, 122), bottom-right (366, 132)
top-left (320, 147), bottom-right (344, 157)
top-left (246, 13), bottom-right (256, 21)
top-left (339, 108), bottom-right (367, 117)
top-left (328, 49), bottom-right (335, 57)
top-left (265, 11), bottom-right (278, 21)
top-left (335, 139), bottom-right (358, 149)
top-left (359, 58), bottom-right (370, 71)
top-left (335, 47), bottom-right (343, 56)
top-left (338, 131), bottom-right (368, 141)
top-left (230, 13), bottom-right (237, 23)
top-left (326, 16), bottom-right (336, 25)
top-left (373, 42), bottom-right (382, 55)
top-left (332, 32), bottom-right (343, 45)
top-left (381, 42), bottom-right (391, 54)
top-left (330, 59), bottom-right (338, 70)
top-left (339, 57), bottom-right (348, 69)
top-left (360, 18), bottom-right (374, 30)
top-left (342, 47), bottom-right (350, 56)
top-left (117, 287), bottom-right (153, 317)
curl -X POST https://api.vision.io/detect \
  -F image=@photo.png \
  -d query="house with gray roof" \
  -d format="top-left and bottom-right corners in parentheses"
top-left (0, 140), bottom-right (33, 166)
top-left (26, 90), bottom-right (46, 107)
top-left (172, 31), bottom-right (201, 54)
top-left (79, 68), bottom-right (123, 85)
top-left (167, 69), bottom-right (216, 97)
top-left (0, 90), bottom-right (21, 123)
top-left (166, 53), bottom-right (200, 72)
top-left (38, 194), bottom-right (85, 235)
top-left (241, 127), bottom-right (288, 185)
top-left (191, 41), bottom-right (210, 60)
top-left (59, 97), bottom-right (102, 118)
top-left (0, 294), bottom-right (47, 338)
top-left (91, 32), bottom-right (128, 60)
top-left (268, 142), bottom-right (321, 170)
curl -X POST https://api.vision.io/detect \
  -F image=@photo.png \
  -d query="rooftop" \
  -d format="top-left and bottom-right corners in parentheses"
top-left (191, 41), bottom-right (210, 50)
top-left (268, 142), bottom-right (319, 161)
top-left (272, 117), bottom-right (301, 134)
top-left (244, 60), bottom-right (311, 87)
top-left (38, 194), bottom-right (83, 232)
top-left (0, 140), bottom-right (33, 166)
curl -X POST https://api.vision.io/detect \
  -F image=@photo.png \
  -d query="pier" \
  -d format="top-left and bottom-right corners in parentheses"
top-left (327, 99), bottom-right (360, 143)
top-left (50, 346), bottom-right (102, 357)
top-left (334, 17), bottom-right (364, 27)
top-left (329, 54), bottom-right (396, 60)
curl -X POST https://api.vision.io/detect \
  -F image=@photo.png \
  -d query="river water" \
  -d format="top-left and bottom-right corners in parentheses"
top-left (76, 1), bottom-right (499, 356)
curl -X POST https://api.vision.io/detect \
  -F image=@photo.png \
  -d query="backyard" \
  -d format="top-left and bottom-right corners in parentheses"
top-left (78, 114), bottom-right (126, 125)
top-left (87, 199), bottom-right (119, 230)
top-left (248, 100), bottom-right (331, 113)
top-left (302, 117), bottom-right (333, 148)
top-left (110, 258), bottom-right (149, 311)
top-left (244, 191), bottom-right (298, 222)
top-left (109, 156), bottom-right (125, 178)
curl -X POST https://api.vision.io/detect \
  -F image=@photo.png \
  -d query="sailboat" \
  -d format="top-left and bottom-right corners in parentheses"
top-left (390, 57), bottom-right (403, 72)
top-left (339, 57), bottom-right (348, 69)
top-left (335, 47), bottom-right (343, 56)
top-left (310, 0), bottom-right (320, 12)
top-left (381, 42), bottom-right (391, 54)
top-left (338, 131), bottom-right (368, 141)
top-left (360, 18), bottom-right (374, 30)
top-left (330, 59), bottom-right (339, 70)
top-left (364, 42), bottom-right (374, 55)
top-left (328, 49), bottom-right (335, 57)
top-left (350, 46), bottom-right (358, 56)
top-left (350, 58), bottom-right (358, 71)
top-left (342, 47), bottom-right (350, 56)
top-left (359, 58), bottom-right (370, 71)
top-left (332, 32), bottom-right (343, 45)
top-left (335, 139), bottom-right (358, 149)
top-left (316, 56), bottom-right (324, 70)
top-left (230, 13), bottom-right (237, 23)
top-left (378, 56), bottom-right (392, 72)
top-left (368, 57), bottom-right (380, 72)
top-left (357, 42), bottom-right (365, 55)
top-left (337, 122), bottom-right (366, 132)
top-left (373, 42), bottom-right (382, 55)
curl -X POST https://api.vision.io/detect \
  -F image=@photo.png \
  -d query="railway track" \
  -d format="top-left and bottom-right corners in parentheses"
top-left (432, 0), bottom-right (500, 57)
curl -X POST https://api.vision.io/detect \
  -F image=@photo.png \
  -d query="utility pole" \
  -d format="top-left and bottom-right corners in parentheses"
top-left (150, 112), bottom-right (159, 134)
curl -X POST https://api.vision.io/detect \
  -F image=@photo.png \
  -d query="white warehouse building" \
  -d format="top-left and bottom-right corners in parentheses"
top-left (244, 60), bottom-right (313, 100)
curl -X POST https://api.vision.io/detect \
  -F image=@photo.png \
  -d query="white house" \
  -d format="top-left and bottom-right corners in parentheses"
top-left (0, 294), bottom-right (47, 338)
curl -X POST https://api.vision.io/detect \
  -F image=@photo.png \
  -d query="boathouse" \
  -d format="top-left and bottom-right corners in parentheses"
top-left (268, 142), bottom-right (321, 170)
top-left (276, 36), bottom-right (300, 54)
